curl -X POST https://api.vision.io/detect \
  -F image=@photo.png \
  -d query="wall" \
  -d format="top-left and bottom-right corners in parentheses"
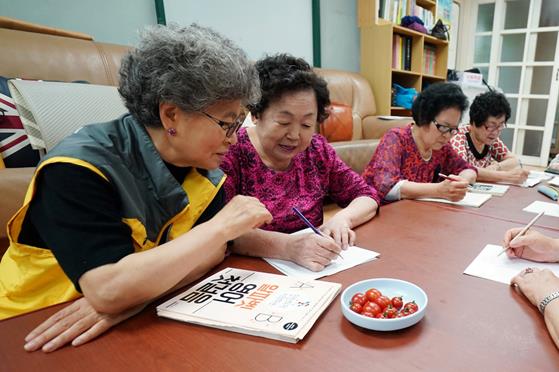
top-left (320, 0), bottom-right (360, 72)
top-left (163, 0), bottom-right (314, 64)
top-left (0, 0), bottom-right (157, 46)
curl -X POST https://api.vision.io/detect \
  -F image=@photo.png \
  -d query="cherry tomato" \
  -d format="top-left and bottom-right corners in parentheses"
top-left (361, 311), bottom-right (375, 318)
top-left (351, 293), bottom-right (367, 306)
top-left (374, 313), bottom-right (385, 319)
top-left (391, 296), bottom-right (403, 310)
top-left (363, 301), bottom-right (382, 316)
top-left (365, 288), bottom-right (382, 302)
top-left (383, 305), bottom-right (398, 318)
top-left (350, 303), bottom-right (363, 314)
top-left (374, 295), bottom-right (391, 310)
top-left (404, 301), bottom-right (419, 312)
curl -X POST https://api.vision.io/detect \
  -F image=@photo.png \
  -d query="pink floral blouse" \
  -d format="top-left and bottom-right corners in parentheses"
top-left (221, 128), bottom-right (380, 233)
top-left (362, 124), bottom-right (476, 203)
top-left (450, 125), bottom-right (509, 168)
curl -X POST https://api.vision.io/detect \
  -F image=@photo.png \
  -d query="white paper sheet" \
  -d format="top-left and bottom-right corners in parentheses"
top-left (549, 176), bottom-right (559, 187)
top-left (464, 244), bottom-right (559, 284)
top-left (523, 171), bottom-right (552, 188)
top-left (264, 245), bottom-right (379, 280)
top-left (523, 200), bottom-right (559, 218)
top-left (417, 192), bottom-right (492, 208)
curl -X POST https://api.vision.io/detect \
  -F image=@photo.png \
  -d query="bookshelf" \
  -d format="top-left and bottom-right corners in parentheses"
top-left (358, 0), bottom-right (448, 116)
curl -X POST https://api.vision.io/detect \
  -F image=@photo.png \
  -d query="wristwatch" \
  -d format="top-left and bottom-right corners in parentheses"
top-left (539, 291), bottom-right (559, 314)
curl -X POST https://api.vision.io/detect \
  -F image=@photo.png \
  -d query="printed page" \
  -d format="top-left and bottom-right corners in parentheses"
top-left (464, 244), bottom-right (559, 285)
top-left (417, 192), bottom-right (492, 208)
top-left (157, 268), bottom-right (341, 343)
top-left (549, 176), bottom-right (559, 187)
top-left (468, 182), bottom-right (509, 196)
top-left (264, 245), bottom-right (380, 280)
top-left (523, 200), bottom-right (559, 218)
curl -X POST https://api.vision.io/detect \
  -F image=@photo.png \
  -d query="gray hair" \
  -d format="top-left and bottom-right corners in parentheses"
top-left (119, 23), bottom-right (260, 128)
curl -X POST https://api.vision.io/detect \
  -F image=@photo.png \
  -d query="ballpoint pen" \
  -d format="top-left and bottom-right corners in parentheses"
top-left (439, 173), bottom-right (474, 187)
top-left (292, 207), bottom-right (344, 259)
top-left (497, 210), bottom-right (545, 256)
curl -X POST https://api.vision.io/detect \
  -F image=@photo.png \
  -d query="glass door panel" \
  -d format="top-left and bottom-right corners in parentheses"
top-left (476, 3), bottom-right (495, 32)
top-left (501, 34), bottom-right (525, 62)
top-left (524, 66), bottom-right (553, 94)
top-left (474, 36), bottom-right (492, 63)
top-left (534, 32), bottom-right (557, 61)
top-left (539, 0), bottom-right (559, 27)
top-left (521, 130), bottom-right (544, 156)
top-left (498, 67), bottom-right (522, 93)
top-left (504, 0), bottom-right (530, 29)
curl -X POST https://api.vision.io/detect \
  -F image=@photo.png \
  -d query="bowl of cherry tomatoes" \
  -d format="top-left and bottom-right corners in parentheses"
top-left (340, 278), bottom-right (428, 331)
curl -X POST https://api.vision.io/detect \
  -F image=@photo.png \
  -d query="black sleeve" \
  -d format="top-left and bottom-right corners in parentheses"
top-left (193, 187), bottom-right (225, 226)
top-left (19, 163), bottom-right (134, 292)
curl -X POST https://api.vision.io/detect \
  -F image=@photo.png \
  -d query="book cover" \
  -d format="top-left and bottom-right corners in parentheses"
top-left (157, 267), bottom-right (341, 343)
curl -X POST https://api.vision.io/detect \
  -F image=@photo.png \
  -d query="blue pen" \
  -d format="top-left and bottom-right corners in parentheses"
top-left (292, 207), bottom-right (343, 259)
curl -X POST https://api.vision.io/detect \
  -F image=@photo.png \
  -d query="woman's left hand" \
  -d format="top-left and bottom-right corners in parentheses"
top-left (320, 213), bottom-right (355, 249)
top-left (511, 268), bottom-right (559, 307)
top-left (23, 297), bottom-right (145, 353)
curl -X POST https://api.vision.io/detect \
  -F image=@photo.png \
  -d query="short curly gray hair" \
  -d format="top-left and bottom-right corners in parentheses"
top-left (119, 23), bottom-right (260, 128)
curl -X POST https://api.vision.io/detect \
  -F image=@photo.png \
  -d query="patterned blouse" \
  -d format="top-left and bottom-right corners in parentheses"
top-left (450, 125), bottom-right (509, 168)
top-left (362, 124), bottom-right (476, 203)
top-left (221, 128), bottom-right (380, 233)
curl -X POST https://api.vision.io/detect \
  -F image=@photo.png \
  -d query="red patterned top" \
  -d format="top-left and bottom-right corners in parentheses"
top-left (362, 124), bottom-right (476, 203)
top-left (450, 125), bottom-right (509, 168)
top-left (221, 128), bottom-right (380, 233)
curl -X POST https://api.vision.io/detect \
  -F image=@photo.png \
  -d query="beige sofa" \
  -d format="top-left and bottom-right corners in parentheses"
top-left (0, 18), bottom-right (409, 252)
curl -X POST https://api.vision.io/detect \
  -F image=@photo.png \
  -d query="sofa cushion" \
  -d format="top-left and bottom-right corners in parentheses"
top-left (332, 139), bottom-right (379, 175)
top-left (8, 80), bottom-right (128, 152)
top-left (0, 76), bottom-right (40, 167)
top-left (320, 102), bottom-right (353, 142)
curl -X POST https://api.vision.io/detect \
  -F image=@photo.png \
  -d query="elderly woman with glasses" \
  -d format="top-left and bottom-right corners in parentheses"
top-left (362, 82), bottom-right (477, 204)
top-left (221, 54), bottom-right (380, 272)
top-left (3, 24), bottom-right (273, 352)
top-left (450, 91), bottom-right (529, 184)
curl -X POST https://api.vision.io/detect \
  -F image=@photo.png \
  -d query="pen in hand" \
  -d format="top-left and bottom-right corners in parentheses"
top-left (292, 207), bottom-right (344, 260)
top-left (497, 210), bottom-right (545, 256)
top-left (439, 173), bottom-right (474, 187)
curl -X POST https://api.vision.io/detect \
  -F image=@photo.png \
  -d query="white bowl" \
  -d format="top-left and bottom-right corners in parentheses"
top-left (340, 278), bottom-right (428, 331)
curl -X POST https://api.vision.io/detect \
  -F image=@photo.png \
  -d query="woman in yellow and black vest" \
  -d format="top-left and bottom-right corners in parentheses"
top-left (0, 24), bottom-right (272, 352)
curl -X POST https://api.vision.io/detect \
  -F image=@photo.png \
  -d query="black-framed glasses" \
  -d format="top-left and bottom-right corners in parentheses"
top-left (432, 119), bottom-right (459, 136)
top-left (484, 122), bottom-right (507, 133)
top-left (201, 111), bottom-right (246, 137)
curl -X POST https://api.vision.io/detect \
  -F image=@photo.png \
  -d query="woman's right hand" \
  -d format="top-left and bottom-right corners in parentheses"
top-left (286, 233), bottom-right (342, 272)
top-left (503, 228), bottom-right (559, 262)
top-left (505, 168), bottom-right (530, 184)
top-left (213, 195), bottom-right (273, 242)
top-left (437, 178), bottom-right (468, 202)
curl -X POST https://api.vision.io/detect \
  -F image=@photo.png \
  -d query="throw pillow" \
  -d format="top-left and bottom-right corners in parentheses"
top-left (319, 102), bottom-right (353, 142)
top-left (0, 76), bottom-right (40, 167)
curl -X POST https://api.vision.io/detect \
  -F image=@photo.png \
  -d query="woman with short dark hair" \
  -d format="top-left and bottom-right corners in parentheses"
top-left (221, 54), bottom-right (379, 272)
top-left (450, 91), bottom-right (528, 184)
top-left (362, 82), bottom-right (477, 204)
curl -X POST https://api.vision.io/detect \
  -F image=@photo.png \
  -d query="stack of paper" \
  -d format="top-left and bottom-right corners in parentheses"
top-left (522, 171), bottom-right (553, 188)
top-left (468, 182), bottom-right (509, 196)
top-left (417, 192), bottom-right (492, 208)
top-left (523, 200), bottom-right (559, 218)
top-left (464, 244), bottom-right (559, 284)
top-left (157, 268), bottom-right (341, 343)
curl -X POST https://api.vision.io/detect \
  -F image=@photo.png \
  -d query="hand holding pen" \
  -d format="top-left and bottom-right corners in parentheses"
top-left (437, 173), bottom-right (469, 202)
top-left (292, 207), bottom-right (344, 260)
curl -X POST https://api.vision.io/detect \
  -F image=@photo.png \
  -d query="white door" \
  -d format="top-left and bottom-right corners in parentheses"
top-left (471, 0), bottom-right (559, 166)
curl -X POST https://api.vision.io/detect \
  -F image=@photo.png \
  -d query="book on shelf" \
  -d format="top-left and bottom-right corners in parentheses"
top-left (423, 45), bottom-right (436, 75)
top-left (379, 0), bottom-right (434, 28)
top-left (156, 267), bottom-right (341, 344)
top-left (392, 34), bottom-right (412, 71)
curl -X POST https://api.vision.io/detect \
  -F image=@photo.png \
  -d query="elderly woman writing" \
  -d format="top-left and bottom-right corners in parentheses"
top-left (221, 54), bottom-right (379, 272)
top-left (450, 91), bottom-right (529, 184)
top-left (362, 83), bottom-right (477, 204)
top-left (1, 24), bottom-right (272, 351)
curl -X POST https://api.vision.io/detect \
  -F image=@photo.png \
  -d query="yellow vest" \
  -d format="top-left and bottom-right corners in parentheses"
top-left (0, 115), bottom-right (225, 319)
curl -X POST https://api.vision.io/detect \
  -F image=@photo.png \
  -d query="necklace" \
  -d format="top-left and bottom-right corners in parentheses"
top-left (411, 126), bottom-right (432, 162)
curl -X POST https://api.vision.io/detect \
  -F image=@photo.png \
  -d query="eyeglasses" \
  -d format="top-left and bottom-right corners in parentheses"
top-left (483, 122), bottom-right (507, 133)
top-left (432, 120), bottom-right (459, 136)
top-left (200, 111), bottom-right (246, 137)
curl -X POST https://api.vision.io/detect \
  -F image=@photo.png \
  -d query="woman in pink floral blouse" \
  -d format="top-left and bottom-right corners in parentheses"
top-left (362, 83), bottom-right (477, 204)
top-left (221, 54), bottom-right (379, 271)
top-left (450, 91), bottom-right (528, 184)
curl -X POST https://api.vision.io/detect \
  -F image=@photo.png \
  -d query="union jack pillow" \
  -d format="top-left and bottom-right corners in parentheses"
top-left (0, 77), bottom-right (40, 167)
